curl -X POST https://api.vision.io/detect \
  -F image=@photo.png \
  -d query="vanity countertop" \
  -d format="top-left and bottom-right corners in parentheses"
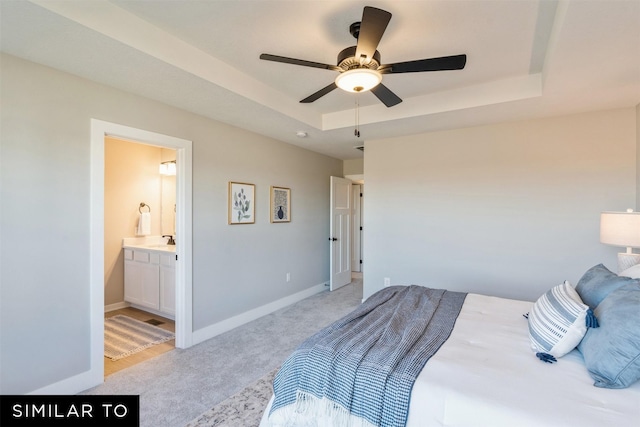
top-left (123, 243), bottom-right (176, 253)
top-left (122, 236), bottom-right (176, 253)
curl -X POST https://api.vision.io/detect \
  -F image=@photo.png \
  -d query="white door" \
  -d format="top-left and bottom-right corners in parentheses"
top-left (330, 176), bottom-right (352, 291)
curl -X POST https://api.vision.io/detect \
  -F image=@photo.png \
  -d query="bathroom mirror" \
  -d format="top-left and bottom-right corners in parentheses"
top-left (161, 174), bottom-right (176, 237)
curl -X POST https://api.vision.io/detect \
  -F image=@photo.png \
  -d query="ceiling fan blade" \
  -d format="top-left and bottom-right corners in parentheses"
top-left (260, 54), bottom-right (341, 71)
top-left (371, 83), bottom-right (402, 107)
top-left (381, 54), bottom-right (467, 74)
top-left (355, 7), bottom-right (392, 65)
top-left (300, 82), bottom-right (338, 103)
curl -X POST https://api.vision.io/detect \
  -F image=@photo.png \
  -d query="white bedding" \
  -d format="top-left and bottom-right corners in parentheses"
top-left (261, 293), bottom-right (640, 426)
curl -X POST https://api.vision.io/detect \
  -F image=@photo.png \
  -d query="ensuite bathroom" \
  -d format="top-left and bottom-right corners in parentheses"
top-left (103, 136), bottom-right (177, 376)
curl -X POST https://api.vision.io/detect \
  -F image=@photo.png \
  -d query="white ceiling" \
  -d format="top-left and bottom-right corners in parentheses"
top-left (1, 0), bottom-right (639, 160)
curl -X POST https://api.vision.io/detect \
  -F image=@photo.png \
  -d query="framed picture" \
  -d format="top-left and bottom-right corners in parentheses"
top-left (228, 182), bottom-right (255, 224)
top-left (270, 186), bottom-right (291, 223)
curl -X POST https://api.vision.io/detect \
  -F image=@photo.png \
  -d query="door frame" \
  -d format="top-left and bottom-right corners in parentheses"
top-left (89, 119), bottom-right (193, 386)
top-left (351, 184), bottom-right (363, 273)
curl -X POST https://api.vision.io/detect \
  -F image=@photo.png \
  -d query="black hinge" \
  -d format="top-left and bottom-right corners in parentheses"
top-left (360, 260), bottom-right (363, 264)
top-left (176, 255), bottom-right (178, 261)
top-left (360, 193), bottom-right (363, 197)
top-left (360, 226), bottom-right (363, 231)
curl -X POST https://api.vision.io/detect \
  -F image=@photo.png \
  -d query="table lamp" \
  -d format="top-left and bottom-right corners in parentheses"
top-left (600, 209), bottom-right (640, 272)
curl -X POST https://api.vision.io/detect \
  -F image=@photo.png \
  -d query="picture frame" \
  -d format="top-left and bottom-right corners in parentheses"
top-left (270, 186), bottom-right (291, 223)
top-left (228, 182), bottom-right (255, 224)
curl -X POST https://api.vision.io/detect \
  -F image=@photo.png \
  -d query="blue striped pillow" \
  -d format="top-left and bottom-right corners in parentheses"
top-left (528, 281), bottom-right (595, 362)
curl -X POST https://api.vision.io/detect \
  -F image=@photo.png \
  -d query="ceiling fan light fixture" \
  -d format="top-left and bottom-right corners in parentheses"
top-left (335, 68), bottom-right (382, 93)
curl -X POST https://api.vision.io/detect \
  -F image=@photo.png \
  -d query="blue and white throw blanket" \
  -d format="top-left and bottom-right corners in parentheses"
top-left (268, 285), bottom-right (467, 427)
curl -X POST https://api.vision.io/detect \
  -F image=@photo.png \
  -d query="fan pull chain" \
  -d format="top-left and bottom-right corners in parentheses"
top-left (354, 95), bottom-right (361, 138)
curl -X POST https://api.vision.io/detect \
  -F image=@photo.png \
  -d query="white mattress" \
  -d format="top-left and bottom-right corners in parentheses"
top-left (261, 293), bottom-right (640, 426)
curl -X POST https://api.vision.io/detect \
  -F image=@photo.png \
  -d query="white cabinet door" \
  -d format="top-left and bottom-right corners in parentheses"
top-left (124, 249), bottom-right (160, 311)
top-left (124, 259), bottom-right (144, 306)
top-left (159, 254), bottom-right (175, 316)
top-left (140, 262), bottom-right (160, 310)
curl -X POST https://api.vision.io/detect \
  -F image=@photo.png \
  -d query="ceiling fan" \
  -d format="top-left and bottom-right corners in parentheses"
top-left (260, 6), bottom-right (467, 107)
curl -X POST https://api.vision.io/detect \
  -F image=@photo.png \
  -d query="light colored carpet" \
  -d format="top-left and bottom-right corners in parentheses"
top-left (104, 315), bottom-right (175, 360)
top-left (83, 279), bottom-right (362, 427)
top-left (184, 368), bottom-right (278, 427)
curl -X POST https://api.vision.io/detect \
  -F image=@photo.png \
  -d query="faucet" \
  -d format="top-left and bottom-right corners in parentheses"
top-left (163, 235), bottom-right (176, 245)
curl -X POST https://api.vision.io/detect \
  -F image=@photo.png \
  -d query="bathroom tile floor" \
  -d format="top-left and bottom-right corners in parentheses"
top-left (104, 307), bottom-right (175, 377)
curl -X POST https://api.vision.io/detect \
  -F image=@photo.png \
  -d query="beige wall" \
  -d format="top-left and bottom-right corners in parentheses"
top-left (364, 108), bottom-right (637, 301)
top-left (104, 137), bottom-right (166, 306)
top-left (344, 158), bottom-right (364, 176)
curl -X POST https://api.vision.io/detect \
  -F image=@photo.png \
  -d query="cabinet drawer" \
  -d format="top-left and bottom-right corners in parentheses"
top-left (133, 251), bottom-right (149, 263)
top-left (150, 253), bottom-right (160, 265)
top-left (124, 249), bottom-right (133, 260)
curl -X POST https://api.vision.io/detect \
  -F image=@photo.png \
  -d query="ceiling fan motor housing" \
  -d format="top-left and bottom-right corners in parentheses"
top-left (349, 21), bottom-right (361, 39)
top-left (337, 46), bottom-right (381, 70)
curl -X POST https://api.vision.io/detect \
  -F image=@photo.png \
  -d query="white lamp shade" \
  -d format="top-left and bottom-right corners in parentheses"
top-left (335, 69), bottom-right (382, 93)
top-left (600, 211), bottom-right (640, 247)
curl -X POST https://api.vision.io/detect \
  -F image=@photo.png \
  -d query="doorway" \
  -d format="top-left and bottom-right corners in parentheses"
top-left (103, 137), bottom-right (176, 376)
top-left (89, 119), bottom-right (193, 388)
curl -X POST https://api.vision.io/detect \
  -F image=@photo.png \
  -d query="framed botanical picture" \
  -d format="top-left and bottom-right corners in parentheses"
top-left (270, 186), bottom-right (291, 223)
top-left (228, 182), bottom-right (255, 224)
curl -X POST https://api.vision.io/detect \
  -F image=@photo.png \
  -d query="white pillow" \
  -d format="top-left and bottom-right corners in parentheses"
top-left (619, 263), bottom-right (640, 278)
top-left (528, 281), bottom-right (595, 362)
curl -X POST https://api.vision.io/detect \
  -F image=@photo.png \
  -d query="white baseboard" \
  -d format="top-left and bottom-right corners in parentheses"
top-left (28, 369), bottom-right (102, 395)
top-left (104, 301), bottom-right (129, 312)
top-left (29, 284), bottom-right (326, 394)
top-left (192, 282), bottom-right (327, 346)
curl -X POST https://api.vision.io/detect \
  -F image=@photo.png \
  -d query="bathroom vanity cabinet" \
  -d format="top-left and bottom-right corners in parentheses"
top-left (124, 247), bottom-right (175, 319)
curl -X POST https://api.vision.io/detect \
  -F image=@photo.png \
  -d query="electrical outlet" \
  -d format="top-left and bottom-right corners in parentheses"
top-left (384, 277), bottom-right (391, 287)
top-left (286, 273), bottom-right (291, 282)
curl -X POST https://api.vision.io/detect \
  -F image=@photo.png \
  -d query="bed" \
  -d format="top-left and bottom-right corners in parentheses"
top-left (259, 264), bottom-right (640, 427)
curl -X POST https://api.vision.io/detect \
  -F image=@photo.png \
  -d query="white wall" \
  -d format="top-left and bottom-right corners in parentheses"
top-left (363, 108), bottom-right (637, 301)
top-left (0, 54), bottom-right (342, 393)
